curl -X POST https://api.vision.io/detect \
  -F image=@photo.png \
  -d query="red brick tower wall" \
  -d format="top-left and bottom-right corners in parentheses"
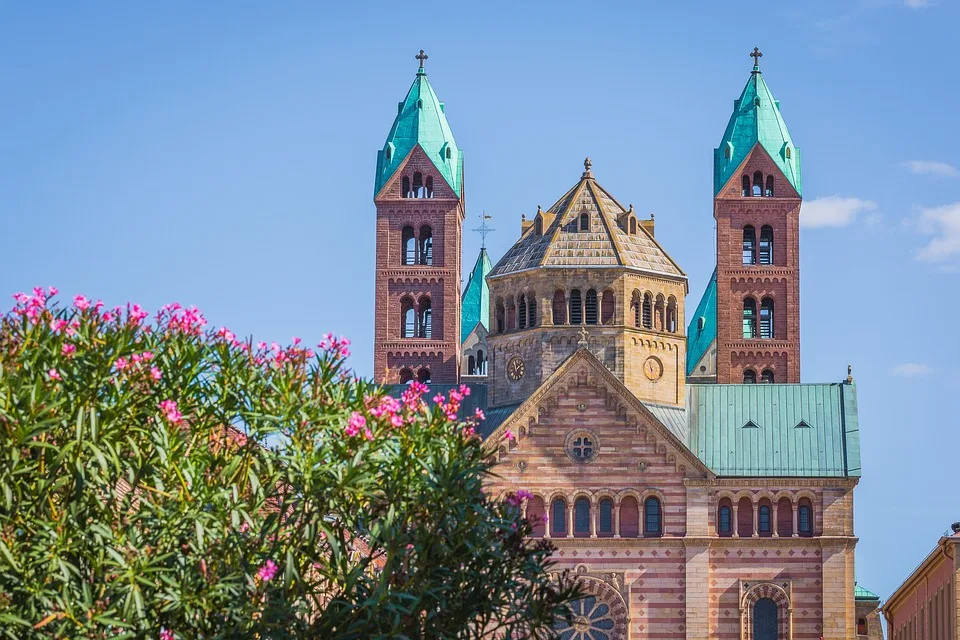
top-left (373, 147), bottom-right (463, 384)
top-left (715, 146), bottom-right (801, 384)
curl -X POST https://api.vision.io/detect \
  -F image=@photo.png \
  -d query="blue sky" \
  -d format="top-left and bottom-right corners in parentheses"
top-left (2, 0), bottom-right (957, 605)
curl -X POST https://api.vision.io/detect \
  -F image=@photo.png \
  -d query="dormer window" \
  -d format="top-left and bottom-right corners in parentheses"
top-left (785, 146), bottom-right (792, 159)
top-left (446, 146), bottom-right (452, 159)
top-left (579, 213), bottom-right (589, 232)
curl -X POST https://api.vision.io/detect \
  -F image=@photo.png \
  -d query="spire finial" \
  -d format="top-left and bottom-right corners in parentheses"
top-left (582, 156), bottom-right (593, 178)
top-left (472, 212), bottom-right (495, 249)
top-left (750, 47), bottom-right (763, 72)
top-left (416, 49), bottom-right (429, 72)
top-left (846, 364), bottom-right (854, 384)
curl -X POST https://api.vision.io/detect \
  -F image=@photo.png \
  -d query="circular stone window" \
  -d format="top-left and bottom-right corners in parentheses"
top-left (565, 429), bottom-right (600, 463)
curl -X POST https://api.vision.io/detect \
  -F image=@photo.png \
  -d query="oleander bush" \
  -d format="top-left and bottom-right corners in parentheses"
top-left (0, 288), bottom-right (578, 639)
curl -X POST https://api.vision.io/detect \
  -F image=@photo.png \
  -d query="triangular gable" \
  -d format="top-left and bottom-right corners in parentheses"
top-left (374, 144), bottom-right (462, 202)
top-left (715, 143), bottom-right (800, 201)
top-left (486, 348), bottom-right (712, 478)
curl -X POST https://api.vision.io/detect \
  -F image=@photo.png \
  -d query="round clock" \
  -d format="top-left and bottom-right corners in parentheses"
top-left (507, 356), bottom-right (525, 381)
top-left (643, 356), bottom-right (664, 381)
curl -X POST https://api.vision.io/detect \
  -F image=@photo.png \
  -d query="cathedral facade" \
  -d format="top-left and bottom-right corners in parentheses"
top-left (373, 49), bottom-right (877, 640)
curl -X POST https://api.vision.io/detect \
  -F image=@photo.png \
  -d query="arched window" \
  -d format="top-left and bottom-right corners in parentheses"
top-left (527, 496), bottom-right (546, 537)
top-left (495, 298), bottom-right (505, 334)
top-left (527, 295), bottom-right (536, 327)
top-left (401, 297), bottom-right (416, 338)
top-left (753, 598), bottom-right (778, 640)
top-left (552, 290), bottom-right (567, 325)
top-left (798, 499), bottom-right (813, 536)
top-left (631, 290), bottom-right (641, 327)
top-left (574, 497), bottom-right (590, 537)
top-left (601, 289), bottom-right (614, 324)
top-left (737, 497), bottom-right (753, 538)
top-left (743, 298), bottom-right (757, 338)
top-left (598, 498), bottom-right (614, 537)
top-left (413, 172), bottom-right (424, 198)
top-left (759, 225), bottom-right (773, 265)
top-left (765, 175), bottom-right (774, 197)
top-left (629, 217), bottom-right (637, 234)
top-left (643, 497), bottom-right (662, 537)
top-left (418, 226), bottom-right (433, 265)
top-left (399, 367), bottom-right (414, 383)
top-left (761, 369), bottom-right (775, 384)
top-left (777, 497), bottom-right (793, 537)
top-left (666, 297), bottom-right (678, 333)
top-left (476, 349), bottom-right (485, 375)
top-left (569, 289), bottom-right (583, 325)
top-left (642, 293), bottom-right (652, 329)
top-left (742, 174), bottom-right (751, 197)
top-left (758, 501), bottom-right (772, 536)
top-left (467, 355), bottom-right (476, 375)
top-left (551, 498), bottom-right (567, 537)
top-left (579, 212), bottom-right (589, 231)
top-left (585, 289), bottom-right (598, 325)
top-left (518, 294), bottom-right (527, 329)
top-left (858, 618), bottom-right (867, 635)
top-left (743, 369), bottom-right (757, 384)
top-left (743, 226), bottom-right (757, 265)
top-left (654, 294), bottom-right (665, 331)
top-left (416, 367), bottom-right (431, 384)
top-left (619, 496), bottom-right (639, 538)
top-left (402, 176), bottom-right (411, 198)
top-left (401, 226), bottom-right (417, 265)
top-left (534, 217), bottom-right (543, 236)
top-left (718, 498), bottom-right (733, 536)
top-left (418, 297), bottom-right (432, 338)
top-left (753, 171), bottom-right (763, 196)
top-left (425, 175), bottom-right (434, 198)
top-left (505, 296), bottom-right (516, 331)
top-left (759, 297), bottom-right (774, 339)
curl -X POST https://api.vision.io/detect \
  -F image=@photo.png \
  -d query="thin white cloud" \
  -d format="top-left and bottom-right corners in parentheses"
top-left (800, 196), bottom-right (878, 228)
top-left (915, 202), bottom-right (960, 263)
top-left (903, 160), bottom-right (958, 178)
top-left (892, 363), bottom-right (932, 377)
top-left (905, 0), bottom-right (931, 8)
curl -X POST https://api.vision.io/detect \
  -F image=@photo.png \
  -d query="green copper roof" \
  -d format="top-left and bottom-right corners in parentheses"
top-left (461, 247), bottom-right (492, 343)
top-left (687, 382), bottom-right (861, 477)
top-left (714, 65), bottom-right (801, 195)
top-left (855, 584), bottom-right (881, 601)
top-left (375, 68), bottom-right (463, 197)
top-left (686, 269), bottom-right (717, 376)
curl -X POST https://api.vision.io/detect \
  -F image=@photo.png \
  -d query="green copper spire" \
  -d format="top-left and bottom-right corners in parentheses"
top-left (460, 247), bottom-right (492, 343)
top-left (375, 51), bottom-right (463, 197)
top-left (714, 48), bottom-right (801, 196)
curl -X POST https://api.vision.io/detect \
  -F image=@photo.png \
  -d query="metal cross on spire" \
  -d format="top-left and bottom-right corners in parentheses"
top-left (750, 47), bottom-right (763, 69)
top-left (472, 212), bottom-right (495, 249)
top-left (416, 49), bottom-right (429, 69)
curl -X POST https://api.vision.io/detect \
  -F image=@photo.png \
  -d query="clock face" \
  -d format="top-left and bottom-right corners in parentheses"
top-left (507, 356), bottom-right (525, 381)
top-left (643, 356), bottom-right (664, 381)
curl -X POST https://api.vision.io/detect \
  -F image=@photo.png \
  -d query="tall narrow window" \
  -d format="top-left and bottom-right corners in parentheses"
top-left (737, 497), bottom-right (754, 538)
top-left (758, 504), bottom-right (772, 535)
top-left (654, 295), bottom-right (665, 331)
top-left (753, 171), bottom-right (763, 196)
top-left (476, 349), bottom-right (485, 375)
top-left (413, 172), bottom-right (424, 198)
top-left (399, 367), bottom-right (414, 383)
top-left (666, 297), bottom-right (678, 333)
top-left (743, 369), bottom-right (757, 384)
top-left (552, 290), bottom-right (567, 325)
top-left (505, 296), bottom-right (516, 331)
top-left (777, 498), bottom-right (793, 537)
top-left (798, 500), bottom-right (813, 536)
top-left (418, 297), bottom-right (432, 338)
top-left (742, 174), bottom-right (751, 197)
top-left (619, 496), bottom-right (639, 538)
top-left (402, 176), bottom-right (411, 198)
top-left (402, 226), bottom-right (416, 265)
top-left (601, 289), bottom-right (614, 324)
top-left (759, 225), bottom-right (773, 265)
top-left (765, 175), bottom-right (774, 197)
top-left (743, 226), bottom-right (757, 264)
top-left (585, 289), bottom-right (598, 324)
top-left (495, 299), bottom-right (505, 334)
top-left (570, 289), bottom-right (583, 325)
top-left (759, 298), bottom-right (774, 339)
top-left (761, 369), bottom-right (775, 383)
top-left (425, 175), bottom-right (434, 198)
top-left (467, 355), bottom-right (476, 375)
top-left (754, 598), bottom-right (778, 640)
top-left (642, 293), bottom-right (652, 329)
top-left (528, 295), bottom-right (537, 327)
top-left (579, 212), bottom-right (589, 231)
top-left (598, 498), bottom-right (613, 537)
top-left (743, 298), bottom-right (757, 338)
top-left (574, 497), bottom-right (590, 537)
top-left (518, 294), bottom-right (527, 329)
top-left (534, 217), bottom-right (543, 235)
top-left (551, 498), bottom-right (567, 536)
top-left (629, 217), bottom-right (637, 234)
top-left (631, 291), bottom-right (641, 327)
top-left (401, 297), bottom-right (416, 338)
top-left (718, 500), bottom-right (733, 536)
top-left (643, 497), bottom-right (662, 537)
top-left (418, 226), bottom-right (433, 265)
top-left (527, 496), bottom-right (546, 537)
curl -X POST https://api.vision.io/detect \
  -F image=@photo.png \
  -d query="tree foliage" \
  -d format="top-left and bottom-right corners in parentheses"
top-left (0, 289), bottom-right (578, 638)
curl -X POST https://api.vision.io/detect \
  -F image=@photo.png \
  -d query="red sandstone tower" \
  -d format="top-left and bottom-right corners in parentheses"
top-left (714, 50), bottom-right (801, 384)
top-left (372, 52), bottom-right (464, 385)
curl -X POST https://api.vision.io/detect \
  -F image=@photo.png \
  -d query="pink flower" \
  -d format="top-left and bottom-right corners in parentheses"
top-left (217, 327), bottom-right (235, 342)
top-left (158, 399), bottom-right (183, 425)
top-left (74, 295), bottom-right (90, 311)
top-left (48, 286), bottom-right (58, 296)
top-left (504, 429), bottom-right (515, 441)
top-left (62, 343), bottom-right (76, 356)
top-left (141, 351), bottom-right (153, 360)
top-left (257, 559), bottom-right (279, 582)
top-left (114, 357), bottom-right (128, 371)
top-left (47, 368), bottom-right (61, 381)
top-left (475, 408), bottom-right (485, 421)
top-left (150, 366), bottom-right (162, 381)
top-left (49, 319), bottom-right (67, 333)
top-left (160, 630), bottom-right (174, 640)
top-left (345, 411), bottom-right (366, 437)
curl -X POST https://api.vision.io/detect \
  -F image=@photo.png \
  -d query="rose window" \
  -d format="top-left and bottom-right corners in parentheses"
top-left (553, 595), bottom-right (617, 640)
top-left (565, 429), bottom-right (600, 463)
top-left (572, 436), bottom-right (593, 460)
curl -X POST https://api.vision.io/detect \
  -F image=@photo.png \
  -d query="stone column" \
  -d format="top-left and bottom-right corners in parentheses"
top-left (590, 503), bottom-right (597, 538)
top-left (567, 502), bottom-right (574, 538)
top-left (614, 500), bottom-right (621, 538)
top-left (752, 503), bottom-right (759, 537)
top-left (733, 502), bottom-right (740, 538)
top-left (772, 504), bottom-right (779, 537)
top-left (792, 501), bottom-right (799, 538)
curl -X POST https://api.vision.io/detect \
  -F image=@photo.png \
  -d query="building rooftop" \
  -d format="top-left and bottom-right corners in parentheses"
top-left (460, 248), bottom-right (492, 343)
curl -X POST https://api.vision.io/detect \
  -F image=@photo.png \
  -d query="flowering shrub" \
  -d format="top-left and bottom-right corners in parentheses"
top-left (0, 289), bottom-right (579, 638)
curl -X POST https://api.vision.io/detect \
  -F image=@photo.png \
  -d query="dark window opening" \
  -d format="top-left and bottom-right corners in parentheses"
top-left (399, 367), bottom-right (414, 383)
top-left (642, 293), bottom-right (652, 329)
top-left (765, 175), bottom-right (774, 197)
top-left (742, 174), bottom-right (751, 197)
top-left (759, 225), bottom-right (773, 265)
top-left (413, 172), bottom-right (424, 198)
top-left (476, 349), bottom-right (486, 375)
top-left (402, 226), bottom-right (416, 265)
top-left (402, 176), bottom-right (411, 198)
top-left (761, 369), bottom-right (775, 384)
top-left (753, 598), bottom-right (778, 640)
top-left (743, 369), bottom-right (757, 384)
top-left (759, 298), bottom-right (774, 339)
top-left (598, 498), bottom-right (613, 536)
top-left (574, 497), bottom-right (590, 537)
top-left (571, 435), bottom-right (593, 460)
top-left (418, 297), bottom-right (432, 338)
top-left (467, 355), bottom-right (476, 375)
top-left (535, 217), bottom-right (543, 235)
top-left (758, 504), bottom-right (772, 535)
top-left (495, 299), bottom-right (505, 333)
top-left (579, 212), bottom-right (589, 231)
top-left (505, 297), bottom-right (516, 331)
top-left (629, 217), bottom-right (637, 234)
top-left (752, 171), bottom-right (763, 197)
top-left (518, 294), bottom-right (527, 329)
top-left (631, 291), bottom-right (641, 327)
top-left (743, 298), bottom-right (757, 338)
top-left (718, 502), bottom-right (732, 536)
top-left (585, 289), bottom-right (598, 325)
top-left (570, 289), bottom-right (583, 325)
top-left (418, 226), bottom-right (433, 265)
top-left (416, 367), bottom-right (431, 384)
top-left (552, 290), bottom-right (567, 325)
top-left (601, 289), bottom-right (614, 324)
top-left (424, 175), bottom-right (434, 198)
top-left (528, 296), bottom-right (536, 327)
top-left (551, 499), bottom-right (567, 536)
top-left (798, 501), bottom-right (813, 536)
top-left (401, 297), bottom-right (416, 338)
top-left (643, 497), bottom-right (662, 537)
top-left (743, 226), bottom-right (757, 265)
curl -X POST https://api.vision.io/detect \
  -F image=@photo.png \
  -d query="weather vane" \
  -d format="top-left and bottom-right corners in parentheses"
top-left (472, 212), bottom-right (495, 249)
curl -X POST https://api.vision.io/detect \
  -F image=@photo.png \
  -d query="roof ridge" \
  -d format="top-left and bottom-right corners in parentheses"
top-left (585, 180), bottom-right (626, 266)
